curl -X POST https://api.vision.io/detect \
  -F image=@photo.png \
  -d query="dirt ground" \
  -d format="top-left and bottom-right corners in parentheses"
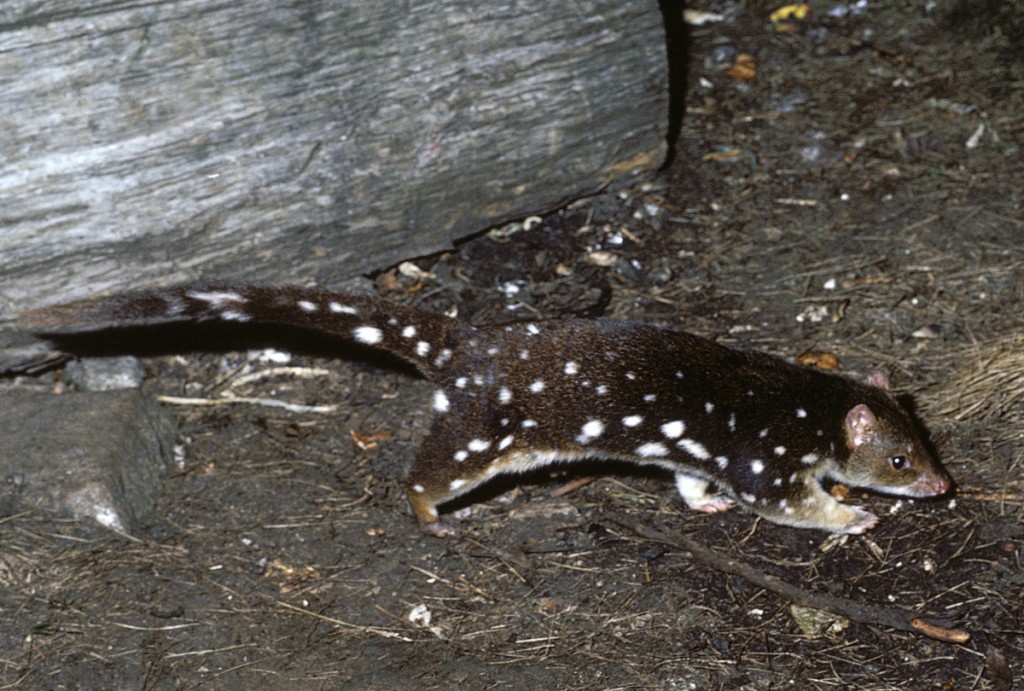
top-left (2, 1), bottom-right (1023, 688)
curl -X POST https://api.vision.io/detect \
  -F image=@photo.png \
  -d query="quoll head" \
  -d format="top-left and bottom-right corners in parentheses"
top-left (838, 371), bottom-right (951, 497)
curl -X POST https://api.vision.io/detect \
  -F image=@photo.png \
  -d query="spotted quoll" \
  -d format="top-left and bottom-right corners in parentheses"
top-left (22, 285), bottom-right (952, 537)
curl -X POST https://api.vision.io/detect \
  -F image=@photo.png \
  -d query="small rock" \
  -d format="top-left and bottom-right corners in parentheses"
top-left (65, 356), bottom-right (145, 391)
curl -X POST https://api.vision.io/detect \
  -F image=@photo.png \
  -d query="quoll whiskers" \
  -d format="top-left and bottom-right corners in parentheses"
top-left (22, 284), bottom-right (952, 537)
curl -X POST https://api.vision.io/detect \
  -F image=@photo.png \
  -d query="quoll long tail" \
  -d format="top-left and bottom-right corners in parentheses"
top-left (21, 284), bottom-right (468, 378)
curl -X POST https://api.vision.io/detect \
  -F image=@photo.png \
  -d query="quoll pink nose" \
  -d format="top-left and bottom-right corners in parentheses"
top-left (931, 473), bottom-right (952, 495)
top-left (909, 470), bottom-right (951, 496)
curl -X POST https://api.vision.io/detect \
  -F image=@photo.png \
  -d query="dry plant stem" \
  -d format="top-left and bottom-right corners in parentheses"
top-left (276, 600), bottom-right (413, 642)
top-left (622, 522), bottom-right (971, 644)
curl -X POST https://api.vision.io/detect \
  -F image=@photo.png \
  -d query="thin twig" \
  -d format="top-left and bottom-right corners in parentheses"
top-left (276, 600), bottom-right (414, 642)
top-left (157, 394), bottom-right (337, 414)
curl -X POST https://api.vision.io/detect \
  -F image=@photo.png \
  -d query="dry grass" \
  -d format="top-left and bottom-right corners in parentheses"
top-left (934, 333), bottom-right (1024, 422)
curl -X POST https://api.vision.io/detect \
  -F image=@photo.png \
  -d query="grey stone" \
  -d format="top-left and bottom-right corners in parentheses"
top-left (0, 389), bottom-right (176, 534)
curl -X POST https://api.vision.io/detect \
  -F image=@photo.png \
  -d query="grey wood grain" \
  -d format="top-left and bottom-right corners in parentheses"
top-left (0, 1), bottom-right (667, 316)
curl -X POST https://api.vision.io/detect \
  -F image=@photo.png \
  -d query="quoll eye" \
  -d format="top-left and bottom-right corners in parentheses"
top-left (888, 455), bottom-right (909, 471)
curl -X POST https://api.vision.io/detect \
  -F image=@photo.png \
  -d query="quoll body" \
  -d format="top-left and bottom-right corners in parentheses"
top-left (23, 285), bottom-right (952, 537)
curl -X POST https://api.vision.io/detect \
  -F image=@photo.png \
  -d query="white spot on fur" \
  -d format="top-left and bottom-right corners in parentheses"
top-left (526, 324), bottom-right (540, 335)
top-left (637, 441), bottom-right (669, 457)
top-left (297, 300), bottom-right (317, 312)
top-left (576, 419), bottom-right (604, 444)
top-left (704, 402), bottom-right (714, 413)
top-left (529, 380), bottom-right (545, 393)
top-left (433, 390), bottom-right (450, 413)
top-left (715, 455), bottom-right (729, 469)
top-left (564, 361), bottom-right (579, 375)
top-left (416, 341), bottom-right (431, 357)
top-left (499, 387), bottom-right (513, 404)
top-left (772, 478), bottom-right (783, 487)
top-left (660, 420), bottom-right (685, 439)
top-left (433, 349), bottom-right (452, 367)
top-left (622, 415), bottom-right (643, 428)
top-left (625, 371), bottom-right (637, 380)
top-left (455, 377), bottom-right (468, 388)
top-left (220, 310), bottom-right (250, 322)
top-left (789, 471), bottom-right (799, 483)
top-left (774, 446), bottom-right (786, 456)
top-left (728, 413), bottom-right (736, 432)
top-left (402, 325), bottom-right (417, 338)
top-left (750, 460), bottom-right (765, 475)
top-left (187, 290), bottom-right (244, 306)
top-left (796, 408), bottom-right (807, 418)
top-left (643, 394), bottom-right (657, 403)
top-left (498, 435), bottom-right (514, 451)
top-left (330, 302), bottom-right (357, 315)
top-left (800, 453), bottom-right (819, 465)
top-left (450, 479), bottom-right (467, 491)
top-left (596, 385), bottom-right (609, 395)
top-left (677, 438), bottom-right (711, 460)
top-left (759, 428), bottom-right (769, 438)
top-left (519, 349), bottom-right (530, 360)
top-left (467, 439), bottom-right (491, 453)
top-left (454, 451), bottom-right (468, 462)
top-left (740, 492), bottom-right (757, 504)
top-left (674, 474), bottom-right (707, 502)
top-left (522, 419), bottom-right (538, 428)
top-left (487, 347), bottom-right (499, 356)
top-left (412, 484), bottom-right (426, 493)
top-left (353, 326), bottom-right (383, 345)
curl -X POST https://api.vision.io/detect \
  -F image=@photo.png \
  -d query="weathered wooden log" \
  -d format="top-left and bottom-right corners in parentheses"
top-left (0, 1), bottom-right (668, 317)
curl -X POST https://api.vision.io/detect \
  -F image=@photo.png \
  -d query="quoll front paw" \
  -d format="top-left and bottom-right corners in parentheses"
top-left (840, 506), bottom-right (879, 534)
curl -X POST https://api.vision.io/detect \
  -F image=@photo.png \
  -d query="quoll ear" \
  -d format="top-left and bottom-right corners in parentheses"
top-left (845, 403), bottom-right (878, 448)
top-left (866, 370), bottom-right (891, 391)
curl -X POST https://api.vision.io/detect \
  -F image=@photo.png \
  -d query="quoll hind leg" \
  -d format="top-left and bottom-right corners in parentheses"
top-left (406, 487), bottom-right (457, 538)
top-left (404, 426), bottom-right (491, 538)
top-left (745, 478), bottom-right (879, 534)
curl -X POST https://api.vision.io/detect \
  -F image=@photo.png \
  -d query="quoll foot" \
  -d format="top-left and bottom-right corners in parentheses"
top-left (420, 521), bottom-right (458, 538)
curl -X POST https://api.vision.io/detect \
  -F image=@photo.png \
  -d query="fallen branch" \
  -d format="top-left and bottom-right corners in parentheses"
top-left (621, 522), bottom-right (970, 644)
